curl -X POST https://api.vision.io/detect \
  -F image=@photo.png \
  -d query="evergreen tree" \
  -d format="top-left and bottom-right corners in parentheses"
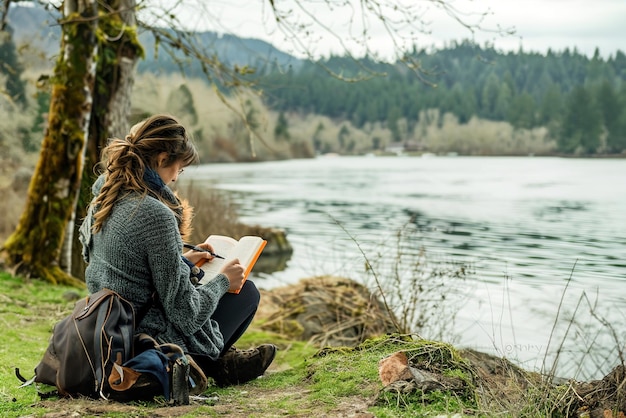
top-left (502, 71), bottom-right (517, 97)
top-left (387, 106), bottom-right (402, 142)
top-left (507, 93), bottom-right (535, 129)
top-left (494, 83), bottom-right (512, 120)
top-left (559, 86), bottom-right (602, 154)
top-left (538, 85), bottom-right (563, 126)
top-left (610, 51), bottom-right (626, 80)
top-left (595, 81), bottom-right (625, 153)
top-left (0, 28), bottom-right (27, 108)
top-left (480, 73), bottom-right (501, 120)
top-left (586, 48), bottom-right (614, 85)
top-left (274, 111), bottom-right (290, 142)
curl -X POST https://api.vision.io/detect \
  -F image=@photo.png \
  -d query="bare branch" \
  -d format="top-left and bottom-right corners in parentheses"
top-left (0, 0), bottom-right (12, 32)
top-left (263, 0), bottom-right (515, 79)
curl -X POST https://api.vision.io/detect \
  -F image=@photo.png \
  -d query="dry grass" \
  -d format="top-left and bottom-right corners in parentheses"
top-left (0, 166), bottom-right (33, 245)
top-left (257, 275), bottom-right (399, 347)
top-left (174, 181), bottom-right (248, 244)
top-left (417, 110), bottom-right (556, 155)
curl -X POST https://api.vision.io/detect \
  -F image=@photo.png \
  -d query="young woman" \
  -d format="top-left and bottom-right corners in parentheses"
top-left (79, 114), bottom-right (276, 387)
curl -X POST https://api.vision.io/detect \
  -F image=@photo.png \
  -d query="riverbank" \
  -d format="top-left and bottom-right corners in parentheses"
top-left (1, 271), bottom-right (624, 417)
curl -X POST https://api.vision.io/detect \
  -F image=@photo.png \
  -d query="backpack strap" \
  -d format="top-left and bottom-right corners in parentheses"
top-left (93, 300), bottom-right (112, 396)
top-left (15, 368), bottom-right (59, 399)
top-left (15, 368), bottom-right (35, 387)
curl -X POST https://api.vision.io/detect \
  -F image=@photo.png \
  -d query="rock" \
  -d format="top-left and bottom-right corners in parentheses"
top-left (379, 350), bottom-right (466, 394)
top-left (260, 227), bottom-right (293, 256)
top-left (378, 351), bottom-right (413, 386)
top-left (237, 225), bottom-right (293, 257)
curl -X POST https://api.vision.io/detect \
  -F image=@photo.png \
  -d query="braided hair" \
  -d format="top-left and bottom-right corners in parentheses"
top-left (91, 114), bottom-right (198, 234)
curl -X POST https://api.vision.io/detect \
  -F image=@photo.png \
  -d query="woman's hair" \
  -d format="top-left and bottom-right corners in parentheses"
top-left (91, 114), bottom-right (199, 233)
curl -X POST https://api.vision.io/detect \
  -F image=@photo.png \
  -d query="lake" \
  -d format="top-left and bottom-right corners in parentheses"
top-left (185, 155), bottom-right (626, 380)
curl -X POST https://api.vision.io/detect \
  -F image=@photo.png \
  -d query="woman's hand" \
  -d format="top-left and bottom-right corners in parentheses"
top-left (183, 242), bottom-right (215, 265)
top-left (219, 258), bottom-right (245, 293)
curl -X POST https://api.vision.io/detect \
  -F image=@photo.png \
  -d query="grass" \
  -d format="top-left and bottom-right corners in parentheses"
top-left (0, 271), bottom-right (486, 417)
top-left (3, 269), bottom-right (625, 417)
top-left (0, 273), bottom-right (79, 417)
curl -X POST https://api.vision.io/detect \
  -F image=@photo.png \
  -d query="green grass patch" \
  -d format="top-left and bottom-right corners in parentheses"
top-left (0, 270), bottom-right (584, 417)
top-left (0, 272), bottom-right (82, 417)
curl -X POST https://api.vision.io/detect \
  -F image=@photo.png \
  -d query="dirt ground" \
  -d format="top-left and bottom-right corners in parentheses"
top-left (36, 385), bottom-right (375, 418)
top-left (33, 363), bottom-right (626, 418)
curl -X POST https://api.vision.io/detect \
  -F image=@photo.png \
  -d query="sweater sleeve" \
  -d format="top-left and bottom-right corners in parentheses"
top-left (139, 199), bottom-right (230, 336)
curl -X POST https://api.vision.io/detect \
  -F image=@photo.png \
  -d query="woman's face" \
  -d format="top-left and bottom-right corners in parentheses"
top-left (156, 153), bottom-right (185, 184)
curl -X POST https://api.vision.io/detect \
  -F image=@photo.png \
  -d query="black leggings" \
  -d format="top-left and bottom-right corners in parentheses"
top-left (210, 279), bottom-right (260, 356)
top-left (192, 280), bottom-right (260, 376)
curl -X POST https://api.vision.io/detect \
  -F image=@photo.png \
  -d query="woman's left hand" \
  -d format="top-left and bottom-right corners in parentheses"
top-left (183, 242), bottom-right (216, 265)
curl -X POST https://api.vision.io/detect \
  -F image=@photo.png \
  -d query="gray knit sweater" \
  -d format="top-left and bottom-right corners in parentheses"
top-left (79, 175), bottom-right (230, 359)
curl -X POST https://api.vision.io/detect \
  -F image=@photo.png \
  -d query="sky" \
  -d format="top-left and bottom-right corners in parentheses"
top-left (165, 0), bottom-right (626, 60)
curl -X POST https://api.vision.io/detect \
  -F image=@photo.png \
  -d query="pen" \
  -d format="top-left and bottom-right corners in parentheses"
top-left (183, 243), bottom-right (225, 259)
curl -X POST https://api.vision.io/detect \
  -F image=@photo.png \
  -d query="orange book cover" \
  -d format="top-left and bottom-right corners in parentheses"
top-left (195, 235), bottom-right (267, 294)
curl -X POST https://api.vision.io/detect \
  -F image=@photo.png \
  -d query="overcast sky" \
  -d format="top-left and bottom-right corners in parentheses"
top-left (166, 0), bottom-right (626, 60)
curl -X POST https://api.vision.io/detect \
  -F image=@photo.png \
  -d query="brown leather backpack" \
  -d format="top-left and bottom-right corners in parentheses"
top-left (30, 288), bottom-right (135, 398)
top-left (17, 288), bottom-right (206, 403)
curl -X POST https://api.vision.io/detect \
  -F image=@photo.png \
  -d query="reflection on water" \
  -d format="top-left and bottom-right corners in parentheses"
top-left (185, 156), bottom-right (626, 380)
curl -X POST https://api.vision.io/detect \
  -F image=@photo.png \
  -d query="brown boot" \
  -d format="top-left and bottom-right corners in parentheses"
top-left (209, 344), bottom-right (277, 387)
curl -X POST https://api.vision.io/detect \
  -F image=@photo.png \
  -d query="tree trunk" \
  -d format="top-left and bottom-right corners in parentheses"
top-left (88, 0), bottom-right (140, 164)
top-left (2, 0), bottom-right (98, 286)
top-left (68, 0), bottom-right (142, 279)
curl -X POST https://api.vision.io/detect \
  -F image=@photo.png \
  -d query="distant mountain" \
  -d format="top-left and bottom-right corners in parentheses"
top-left (7, 2), bottom-right (60, 56)
top-left (7, 2), bottom-right (301, 73)
top-left (136, 29), bottom-right (302, 77)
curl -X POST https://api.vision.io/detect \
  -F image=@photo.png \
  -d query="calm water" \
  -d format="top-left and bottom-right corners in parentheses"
top-left (186, 156), bottom-right (626, 380)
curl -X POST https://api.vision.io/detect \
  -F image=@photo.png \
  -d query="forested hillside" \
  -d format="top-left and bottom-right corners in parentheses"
top-left (256, 43), bottom-right (626, 155)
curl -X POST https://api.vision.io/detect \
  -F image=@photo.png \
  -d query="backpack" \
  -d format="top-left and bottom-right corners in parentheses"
top-left (16, 288), bottom-right (207, 404)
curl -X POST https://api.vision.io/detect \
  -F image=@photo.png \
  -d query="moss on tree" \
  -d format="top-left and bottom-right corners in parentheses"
top-left (1, 4), bottom-right (99, 287)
